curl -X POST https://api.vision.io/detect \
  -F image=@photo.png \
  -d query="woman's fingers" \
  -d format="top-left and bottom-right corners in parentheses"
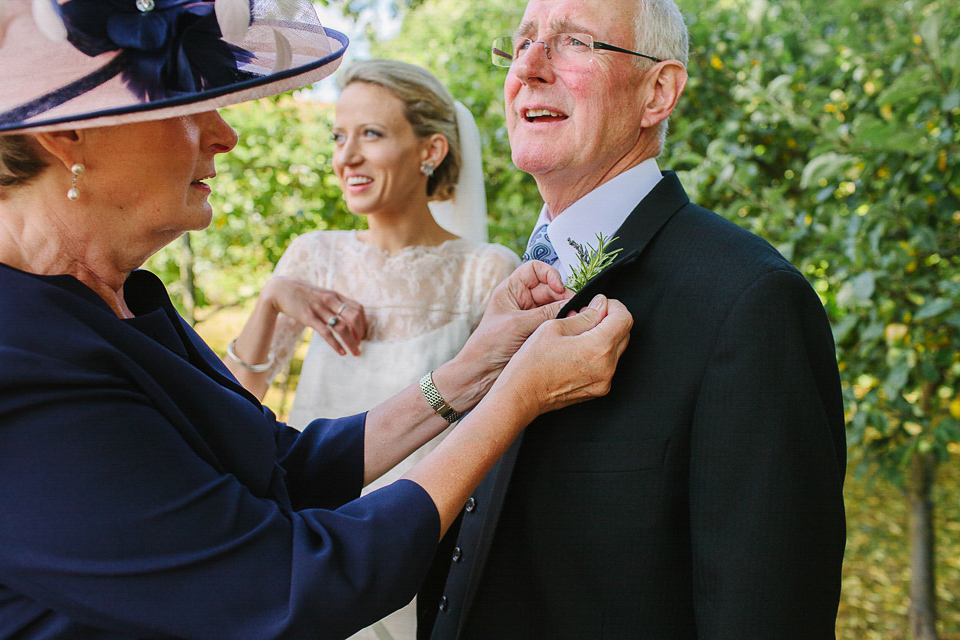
top-left (519, 260), bottom-right (569, 299)
top-left (325, 300), bottom-right (367, 356)
top-left (265, 276), bottom-right (370, 356)
top-left (502, 295), bottom-right (633, 416)
top-left (513, 261), bottom-right (573, 308)
top-left (339, 301), bottom-right (368, 343)
top-left (488, 261), bottom-right (572, 316)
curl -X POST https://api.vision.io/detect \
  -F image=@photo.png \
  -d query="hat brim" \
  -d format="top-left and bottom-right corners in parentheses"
top-left (0, 4), bottom-right (348, 134)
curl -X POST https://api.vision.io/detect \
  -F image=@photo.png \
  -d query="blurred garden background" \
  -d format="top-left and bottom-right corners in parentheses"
top-left (146, 0), bottom-right (959, 637)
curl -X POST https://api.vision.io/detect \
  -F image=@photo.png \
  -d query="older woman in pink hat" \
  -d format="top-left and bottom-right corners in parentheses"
top-left (0, 0), bottom-right (632, 637)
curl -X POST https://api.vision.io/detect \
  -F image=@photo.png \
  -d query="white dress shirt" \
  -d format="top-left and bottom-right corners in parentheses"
top-left (528, 158), bottom-right (662, 282)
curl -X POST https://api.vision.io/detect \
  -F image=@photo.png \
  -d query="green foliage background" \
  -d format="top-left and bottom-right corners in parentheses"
top-left (148, 0), bottom-right (960, 636)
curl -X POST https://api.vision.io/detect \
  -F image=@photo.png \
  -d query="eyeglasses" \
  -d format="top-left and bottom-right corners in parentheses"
top-left (491, 33), bottom-right (663, 69)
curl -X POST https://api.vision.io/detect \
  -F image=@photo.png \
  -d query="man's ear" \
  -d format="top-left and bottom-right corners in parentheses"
top-left (420, 132), bottom-right (450, 169)
top-left (34, 129), bottom-right (84, 169)
top-left (640, 61), bottom-right (688, 129)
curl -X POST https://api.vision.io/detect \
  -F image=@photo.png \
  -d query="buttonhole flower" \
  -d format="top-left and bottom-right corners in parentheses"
top-left (565, 233), bottom-right (622, 292)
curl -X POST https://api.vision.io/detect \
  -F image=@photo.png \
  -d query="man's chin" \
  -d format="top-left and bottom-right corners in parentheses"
top-left (511, 151), bottom-right (564, 177)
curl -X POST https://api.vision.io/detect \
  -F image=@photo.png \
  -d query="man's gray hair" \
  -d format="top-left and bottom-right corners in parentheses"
top-left (633, 0), bottom-right (689, 153)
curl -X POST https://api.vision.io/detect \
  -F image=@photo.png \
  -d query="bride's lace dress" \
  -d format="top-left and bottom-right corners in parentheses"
top-left (266, 230), bottom-right (519, 639)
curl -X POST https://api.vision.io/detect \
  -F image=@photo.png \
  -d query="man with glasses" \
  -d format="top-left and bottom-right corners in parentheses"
top-left (419, 0), bottom-right (846, 638)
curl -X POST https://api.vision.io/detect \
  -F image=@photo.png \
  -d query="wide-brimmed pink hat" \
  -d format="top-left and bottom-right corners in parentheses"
top-left (0, 0), bottom-right (348, 133)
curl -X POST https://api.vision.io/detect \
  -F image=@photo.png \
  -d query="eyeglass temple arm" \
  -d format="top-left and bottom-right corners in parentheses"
top-left (493, 46), bottom-right (513, 62)
top-left (592, 41), bottom-right (662, 63)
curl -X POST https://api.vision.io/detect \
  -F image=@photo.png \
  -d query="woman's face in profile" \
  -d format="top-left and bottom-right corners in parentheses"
top-left (331, 81), bottom-right (430, 218)
top-left (78, 111), bottom-right (237, 256)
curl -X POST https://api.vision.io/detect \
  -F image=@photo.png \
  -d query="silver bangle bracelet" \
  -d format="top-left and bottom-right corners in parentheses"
top-left (226, 338), bottom-right (274, 374)
top-left (419, 371), bottom-right (464, 423)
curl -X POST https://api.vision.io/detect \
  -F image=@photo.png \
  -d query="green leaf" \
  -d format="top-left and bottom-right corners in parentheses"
top-left (935, 417), bottom-right (960, 442)
top-left (877, 69), bottom-right (935, 105)
top-left (800, 153), bottom-right (855, 189)
top-left (766, 74), bottom-right (794, 100)
top-left (944, 90), bottom-right (960, 112)
top-left (837, 271), bottom-right (876, 307)
top-left (832, 313), bottom-right (859, 343)
top-left (945, 312), bottom-right (960, 330)
top-left (919, 359), bottom-right (940, 383)
top-left (853, 271), bottom-right (876, 301)
top-left (852, 115), bottom-right (931, 153)
top-left (919, 14), bottom-right (941, 62)
top-left (883, 362), bottom-right (910, 398)
top-left (948, 33), bottom-right (960, 74)
top-left (860, 321), bottom-right (885, 345)
top-left (914, 297), bottom-right (953, 320)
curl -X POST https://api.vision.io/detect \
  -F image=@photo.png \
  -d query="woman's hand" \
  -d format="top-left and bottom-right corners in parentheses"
top-left (489, 293), bottom-right (633, 424)
top-left (449, 261), bottom-right (573, 395)
top-left (402, 291), bottom-right (632, 535)
top-left (263, 276), bottom-right (367, 356)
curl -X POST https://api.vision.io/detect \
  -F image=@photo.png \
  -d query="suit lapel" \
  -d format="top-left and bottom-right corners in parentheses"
top-left (559, 171), bottom-right (689, 315)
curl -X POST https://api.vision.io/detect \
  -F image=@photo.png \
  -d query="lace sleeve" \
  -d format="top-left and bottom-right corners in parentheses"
top-left (263, 233), bottom-right (324, 382)
top-left (468, 244), bottom-right (521, 330)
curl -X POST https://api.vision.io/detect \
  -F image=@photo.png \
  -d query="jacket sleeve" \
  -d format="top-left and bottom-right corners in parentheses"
top-left (276, 411), bottom-right (367, 511)
top-left (0, 351), bottom-right (440, 640)
top-left (689, 268), bottom-right (846, 639)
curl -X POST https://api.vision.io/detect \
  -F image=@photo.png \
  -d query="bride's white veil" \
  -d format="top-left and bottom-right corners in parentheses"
top-left (428, 101), bottom-right (489, 242)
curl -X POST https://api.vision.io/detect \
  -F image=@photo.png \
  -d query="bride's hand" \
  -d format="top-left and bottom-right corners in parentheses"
top-left (263, 276), bottom-right (367, 356)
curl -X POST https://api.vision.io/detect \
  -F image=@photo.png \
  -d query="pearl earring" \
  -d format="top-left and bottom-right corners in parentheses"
top-left (67, 163), bottom-right (85, 201)
top-left (420, 161), bottom-right (435, 177)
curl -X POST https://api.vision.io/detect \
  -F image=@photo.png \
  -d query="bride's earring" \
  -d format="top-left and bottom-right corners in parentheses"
top-left (420, 161), bottom-right (435, 177)
top-left (67, 163), bottom-right (85, 201)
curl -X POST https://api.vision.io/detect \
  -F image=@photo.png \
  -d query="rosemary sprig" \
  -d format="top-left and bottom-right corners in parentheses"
top-left (565, 233), bottom-right (622, 292)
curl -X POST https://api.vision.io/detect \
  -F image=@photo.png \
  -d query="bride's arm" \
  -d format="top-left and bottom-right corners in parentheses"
top-left (225, 276), bottom-right (367, 399)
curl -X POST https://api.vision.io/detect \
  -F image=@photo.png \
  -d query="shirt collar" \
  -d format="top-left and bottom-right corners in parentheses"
top-left (532, 159), bottom-right (662, 281)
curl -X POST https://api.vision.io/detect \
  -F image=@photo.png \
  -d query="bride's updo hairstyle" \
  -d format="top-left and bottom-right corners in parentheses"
top-left (338, 60), bottom-right (461, 202)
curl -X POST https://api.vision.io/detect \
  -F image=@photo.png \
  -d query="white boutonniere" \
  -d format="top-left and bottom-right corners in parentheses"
top-left (565, 233), bottom-right (623, 292)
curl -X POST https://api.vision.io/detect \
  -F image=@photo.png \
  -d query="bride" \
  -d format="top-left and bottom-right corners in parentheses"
top-left (224, 59), bottom-right (519, 639)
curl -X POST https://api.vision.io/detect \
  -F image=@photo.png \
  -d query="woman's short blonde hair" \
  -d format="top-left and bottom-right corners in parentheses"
top-left (0, 135), bottom-right (47, 190)
top-left (337, 59), bottom-right (460, 201)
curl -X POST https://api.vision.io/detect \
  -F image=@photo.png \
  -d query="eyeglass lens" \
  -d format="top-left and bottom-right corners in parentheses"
top-left (492, 34), bottom-right (595, 69)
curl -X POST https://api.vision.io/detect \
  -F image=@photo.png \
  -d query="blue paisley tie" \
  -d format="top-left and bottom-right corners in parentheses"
top-left (521, 223), bottom-right (559, 266)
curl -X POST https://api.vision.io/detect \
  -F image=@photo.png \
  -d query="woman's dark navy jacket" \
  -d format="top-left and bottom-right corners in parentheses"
top-left (0, 263), bottom-right (440, 639)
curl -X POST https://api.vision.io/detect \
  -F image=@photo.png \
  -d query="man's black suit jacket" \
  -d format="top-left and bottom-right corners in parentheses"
top-left (420, 172), bottom-right (847, 639)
